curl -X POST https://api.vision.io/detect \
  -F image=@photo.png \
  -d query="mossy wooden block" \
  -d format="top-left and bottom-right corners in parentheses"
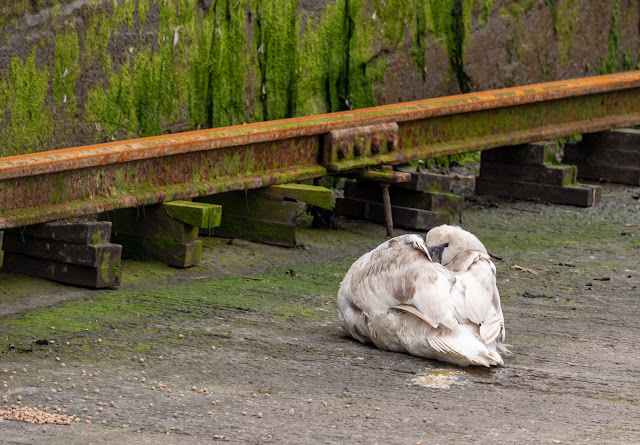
top-left (392, 173), bottom-right (452, 193)
top-left (214, 216), bottom-right (296, 247)
top-left (112, 234), bottom-right (202, 268)
top-left (335, 198), bottom-right (450, 230)
top-left (101, 206), bottom-right (198, 243)
top-left (2, 251), bottom-right (122, 288)
top-left (163, 201), bottom-right (222, 229)
top-left (8, 221), bottom-right (112, 245)
top-left (198, 191), bottom-right (299, 223)
top-left (2, 232), bottom-right (122, 268)
top-left (266, 184), bottom-right (334, 210)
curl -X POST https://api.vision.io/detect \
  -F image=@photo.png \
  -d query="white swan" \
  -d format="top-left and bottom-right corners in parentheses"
top-left (337, 228), bottom-right (506, 367)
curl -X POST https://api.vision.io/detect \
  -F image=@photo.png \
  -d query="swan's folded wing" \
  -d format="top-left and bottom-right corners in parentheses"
top-left (408, 264), bottom-right (459, 330)
top-left (449, 251), bottom-right (504, 344)
top-left (390, 305), bottom-right (466, 358)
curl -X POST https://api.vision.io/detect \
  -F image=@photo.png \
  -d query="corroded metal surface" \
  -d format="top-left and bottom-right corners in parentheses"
top-left (3, 71), bottom-right (640, 229)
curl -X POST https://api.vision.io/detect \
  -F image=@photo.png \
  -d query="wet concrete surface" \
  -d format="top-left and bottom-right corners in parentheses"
top-left (1, 182), bottom-right (639, 444)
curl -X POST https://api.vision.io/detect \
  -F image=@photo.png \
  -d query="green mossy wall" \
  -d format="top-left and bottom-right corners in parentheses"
top-left (0, 0), bottom-right (639, 156)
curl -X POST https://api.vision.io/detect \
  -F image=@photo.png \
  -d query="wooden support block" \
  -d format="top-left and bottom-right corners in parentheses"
top-left (392, 172), bottom-right (452, 193)
top-left (103, 206), bottom-right (198, 243)
top-left (2, 232), bottom-right (121, 268)
top-left (479, 161), bottom-right (575, 186)
top-left (8, 221), bottom-right (112, 244)
top-left (562, 131), bottom-right (640, 185)
top-left (344, 181), bottom-right (463, 213)
top-left (112, 235), bottom-right (201, 268)
top-left (581, 129), bottom-right (640, 150)
top-left (101, 205), bottom-right (202, 267)
top-left (197, 191), bottom-right (299, 247)
top-left (163, 201), bottom-right (222, 229)
top-left (560, 162), bottom-right (640, 185)
top-left (475, 177), bottom-right (601, 207)
top-left (480, 143), bottom-right (557, 165)
top-left (2, 252), bottom-right (121, 288)
top-left (335, 198), bottom-right (450, 230)
top-left (265, 184), bottom-right (334, 210)
top-left (213, 216), bottom-right (296, 248)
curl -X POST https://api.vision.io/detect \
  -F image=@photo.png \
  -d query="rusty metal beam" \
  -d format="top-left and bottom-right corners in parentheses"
top-left (3, 71), bottom-right (640, 229)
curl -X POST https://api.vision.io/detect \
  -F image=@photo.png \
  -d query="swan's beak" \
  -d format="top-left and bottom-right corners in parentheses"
top-left (427, 243), bottom-right (448, 264)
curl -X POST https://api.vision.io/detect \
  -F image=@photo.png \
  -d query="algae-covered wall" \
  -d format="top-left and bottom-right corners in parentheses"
top-left (0, 0), bottom-right (638, 157)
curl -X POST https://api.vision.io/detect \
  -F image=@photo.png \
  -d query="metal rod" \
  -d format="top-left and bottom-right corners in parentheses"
top-left (381, 184), bottom-right (393, 237)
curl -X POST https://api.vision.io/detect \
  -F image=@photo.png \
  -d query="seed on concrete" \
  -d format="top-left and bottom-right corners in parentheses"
top-left (242, 411), bottom-right (247, 416)
top-left (208, 411), bottom-right (213, 415)
top-left (422, 417), bottom-right (427, 423)
top-left (307, 399), bottom-right (312, 403)
top-left (289, 409), bottom-right (294, 415)
top-left (178, 334), bottom-right (184, 339)
top-left (257, 413), bottom-right (262, 418)
top-left (320, 400), bottom-right (327, 407)
top-left (139, 358), bottom-right (144, 363)
top-left (365, 413), bottom-right (371, 419)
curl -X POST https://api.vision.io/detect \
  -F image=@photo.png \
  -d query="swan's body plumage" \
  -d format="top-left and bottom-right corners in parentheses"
top-left (337, 229), bottom-right (506, 367)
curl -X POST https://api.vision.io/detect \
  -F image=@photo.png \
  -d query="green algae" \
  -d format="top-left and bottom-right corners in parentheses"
top-left (0, 254), bottom-right (351, 351)
top-left (0, 51), bottom-right (52, 156)
top-left (255, 1), bottom-right (299, 121)
top-left (599, 0), bottom-right (621, 74)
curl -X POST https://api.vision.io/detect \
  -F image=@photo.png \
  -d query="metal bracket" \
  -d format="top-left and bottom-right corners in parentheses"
top-left (322, 122), bottom-right (399, 172)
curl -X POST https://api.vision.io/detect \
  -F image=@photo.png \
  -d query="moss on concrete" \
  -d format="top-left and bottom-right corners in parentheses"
top-left (599, 0), bottom-right (621, 74)
top-left (0, 51), bottom-right (52, 156)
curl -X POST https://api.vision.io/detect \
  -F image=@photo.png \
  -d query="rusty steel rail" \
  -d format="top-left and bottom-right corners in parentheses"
top-left (3, 71), bottom-right (640, 229)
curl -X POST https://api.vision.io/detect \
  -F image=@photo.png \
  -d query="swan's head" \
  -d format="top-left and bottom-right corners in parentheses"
top-left (425, 225), bottom-right (487, 265)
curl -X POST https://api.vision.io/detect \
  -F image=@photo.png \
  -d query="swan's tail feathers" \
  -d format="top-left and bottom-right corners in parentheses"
top-left (479, 321), bottom-right (503, 345)
top-left (496, 341), bottom-right (512, 357)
